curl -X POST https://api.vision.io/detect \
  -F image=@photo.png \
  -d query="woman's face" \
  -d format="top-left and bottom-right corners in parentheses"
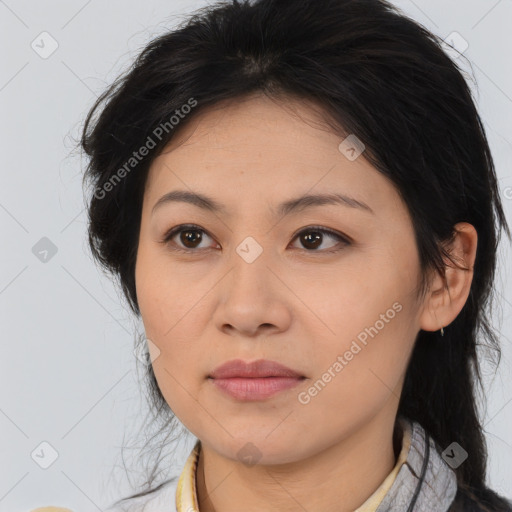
top-left (135, 94), bottom-right (427, 464)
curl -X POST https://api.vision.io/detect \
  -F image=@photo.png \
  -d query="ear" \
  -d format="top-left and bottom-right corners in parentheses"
top-left (419, 222), bottom-right (478, 333)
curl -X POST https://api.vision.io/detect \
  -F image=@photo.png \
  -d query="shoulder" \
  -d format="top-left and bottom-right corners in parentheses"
top-left (449, 485), bottom-right (512, 512)
top-left (103, 477), bottom-right (179, 512)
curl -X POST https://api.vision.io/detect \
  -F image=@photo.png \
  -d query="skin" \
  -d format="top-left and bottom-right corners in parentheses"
top-left (134, 93), bottom-right (478, 512)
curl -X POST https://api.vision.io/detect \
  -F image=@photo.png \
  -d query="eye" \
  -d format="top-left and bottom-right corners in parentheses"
top-left (161, 224), bottom-right (217, 253)
top-left (289, 226), bottom-right (351, 253)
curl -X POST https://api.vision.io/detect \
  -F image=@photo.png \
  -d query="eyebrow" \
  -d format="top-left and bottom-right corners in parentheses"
top-left (151, 190), bottom-right (374, 217)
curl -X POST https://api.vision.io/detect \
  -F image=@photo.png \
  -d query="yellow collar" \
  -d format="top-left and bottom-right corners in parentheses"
top-left (176, 419), bottom-right (412, 512)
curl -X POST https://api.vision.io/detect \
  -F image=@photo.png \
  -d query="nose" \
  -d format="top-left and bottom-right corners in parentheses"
top-left (212, 250), bottom-right (293, 339)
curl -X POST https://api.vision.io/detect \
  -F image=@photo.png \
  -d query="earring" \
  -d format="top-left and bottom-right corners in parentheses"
top-left (440, 326), bottom-right (445, 337)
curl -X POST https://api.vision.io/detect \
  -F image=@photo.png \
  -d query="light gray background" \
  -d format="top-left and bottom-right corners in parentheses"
top-left (1, 0), bottom-right (511, 510)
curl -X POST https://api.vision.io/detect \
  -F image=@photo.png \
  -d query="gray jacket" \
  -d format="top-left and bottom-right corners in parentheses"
top-left (380, 420), bottom-right (512, 512)
top-left (376, 419), bottom-right (457, 511)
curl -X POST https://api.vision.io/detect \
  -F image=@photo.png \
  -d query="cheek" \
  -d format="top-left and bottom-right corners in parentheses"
top-left (135, 246), bottom-right (212, 419)
top-left (294, 301), bottom-right (415, 448)
top-left (135, 243), bottom-right (193, 338)
top-left (295, 256), bottom-right (418, 409)
top-left (138, 282), bottom-right (209, 436)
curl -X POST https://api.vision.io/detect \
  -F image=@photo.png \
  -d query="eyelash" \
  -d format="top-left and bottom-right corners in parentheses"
top-left (160, 223), bottom-right (352, 254)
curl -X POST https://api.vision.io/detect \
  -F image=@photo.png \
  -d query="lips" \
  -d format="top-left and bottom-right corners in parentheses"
top-left (208, 358), bottom-right (304, 379)
top-left (208, 359), bottom-right (305, 401)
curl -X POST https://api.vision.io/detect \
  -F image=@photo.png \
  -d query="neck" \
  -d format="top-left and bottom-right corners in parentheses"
top-left (196, 412), bottom-right (402, 512)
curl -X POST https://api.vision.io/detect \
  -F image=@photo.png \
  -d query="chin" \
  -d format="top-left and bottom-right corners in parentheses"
top-left (208, 432), bottom-right (311, 466)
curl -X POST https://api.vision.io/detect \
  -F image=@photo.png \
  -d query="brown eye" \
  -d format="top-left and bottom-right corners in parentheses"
top-left (162, 224), bottom-right (216, 252)
top-left (179, 228), bottom-right (203, 248)
top-left (291, 227), bottom-right (351, 252)
top-left (299, 230), bottom-right (323, 250)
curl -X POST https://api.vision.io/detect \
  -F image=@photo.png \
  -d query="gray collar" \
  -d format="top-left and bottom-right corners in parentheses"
top-left (375, 419), bottom-right (458, 511)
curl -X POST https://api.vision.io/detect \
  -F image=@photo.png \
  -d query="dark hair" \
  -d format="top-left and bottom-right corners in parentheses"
top-left (80, 0), bottom-right (511, 509)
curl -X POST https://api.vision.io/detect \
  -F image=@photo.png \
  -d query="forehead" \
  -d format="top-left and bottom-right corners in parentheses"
top-left (144, 94), bottom-right (407, 220)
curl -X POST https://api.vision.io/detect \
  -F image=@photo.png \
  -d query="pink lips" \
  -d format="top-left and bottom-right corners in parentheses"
top-left (208, 359), bottom-right (305, 401)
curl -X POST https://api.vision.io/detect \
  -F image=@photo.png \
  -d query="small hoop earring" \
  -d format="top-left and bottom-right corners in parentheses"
top-left (440, 326), bottom-right (445, 337)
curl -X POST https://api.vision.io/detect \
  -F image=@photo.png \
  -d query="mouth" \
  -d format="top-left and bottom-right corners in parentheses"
top-left (208, 359), bottom-right (306, 401)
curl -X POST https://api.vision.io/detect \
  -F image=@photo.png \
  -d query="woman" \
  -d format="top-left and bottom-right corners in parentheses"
top-left (34, 0), bottom-right (512, 510)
